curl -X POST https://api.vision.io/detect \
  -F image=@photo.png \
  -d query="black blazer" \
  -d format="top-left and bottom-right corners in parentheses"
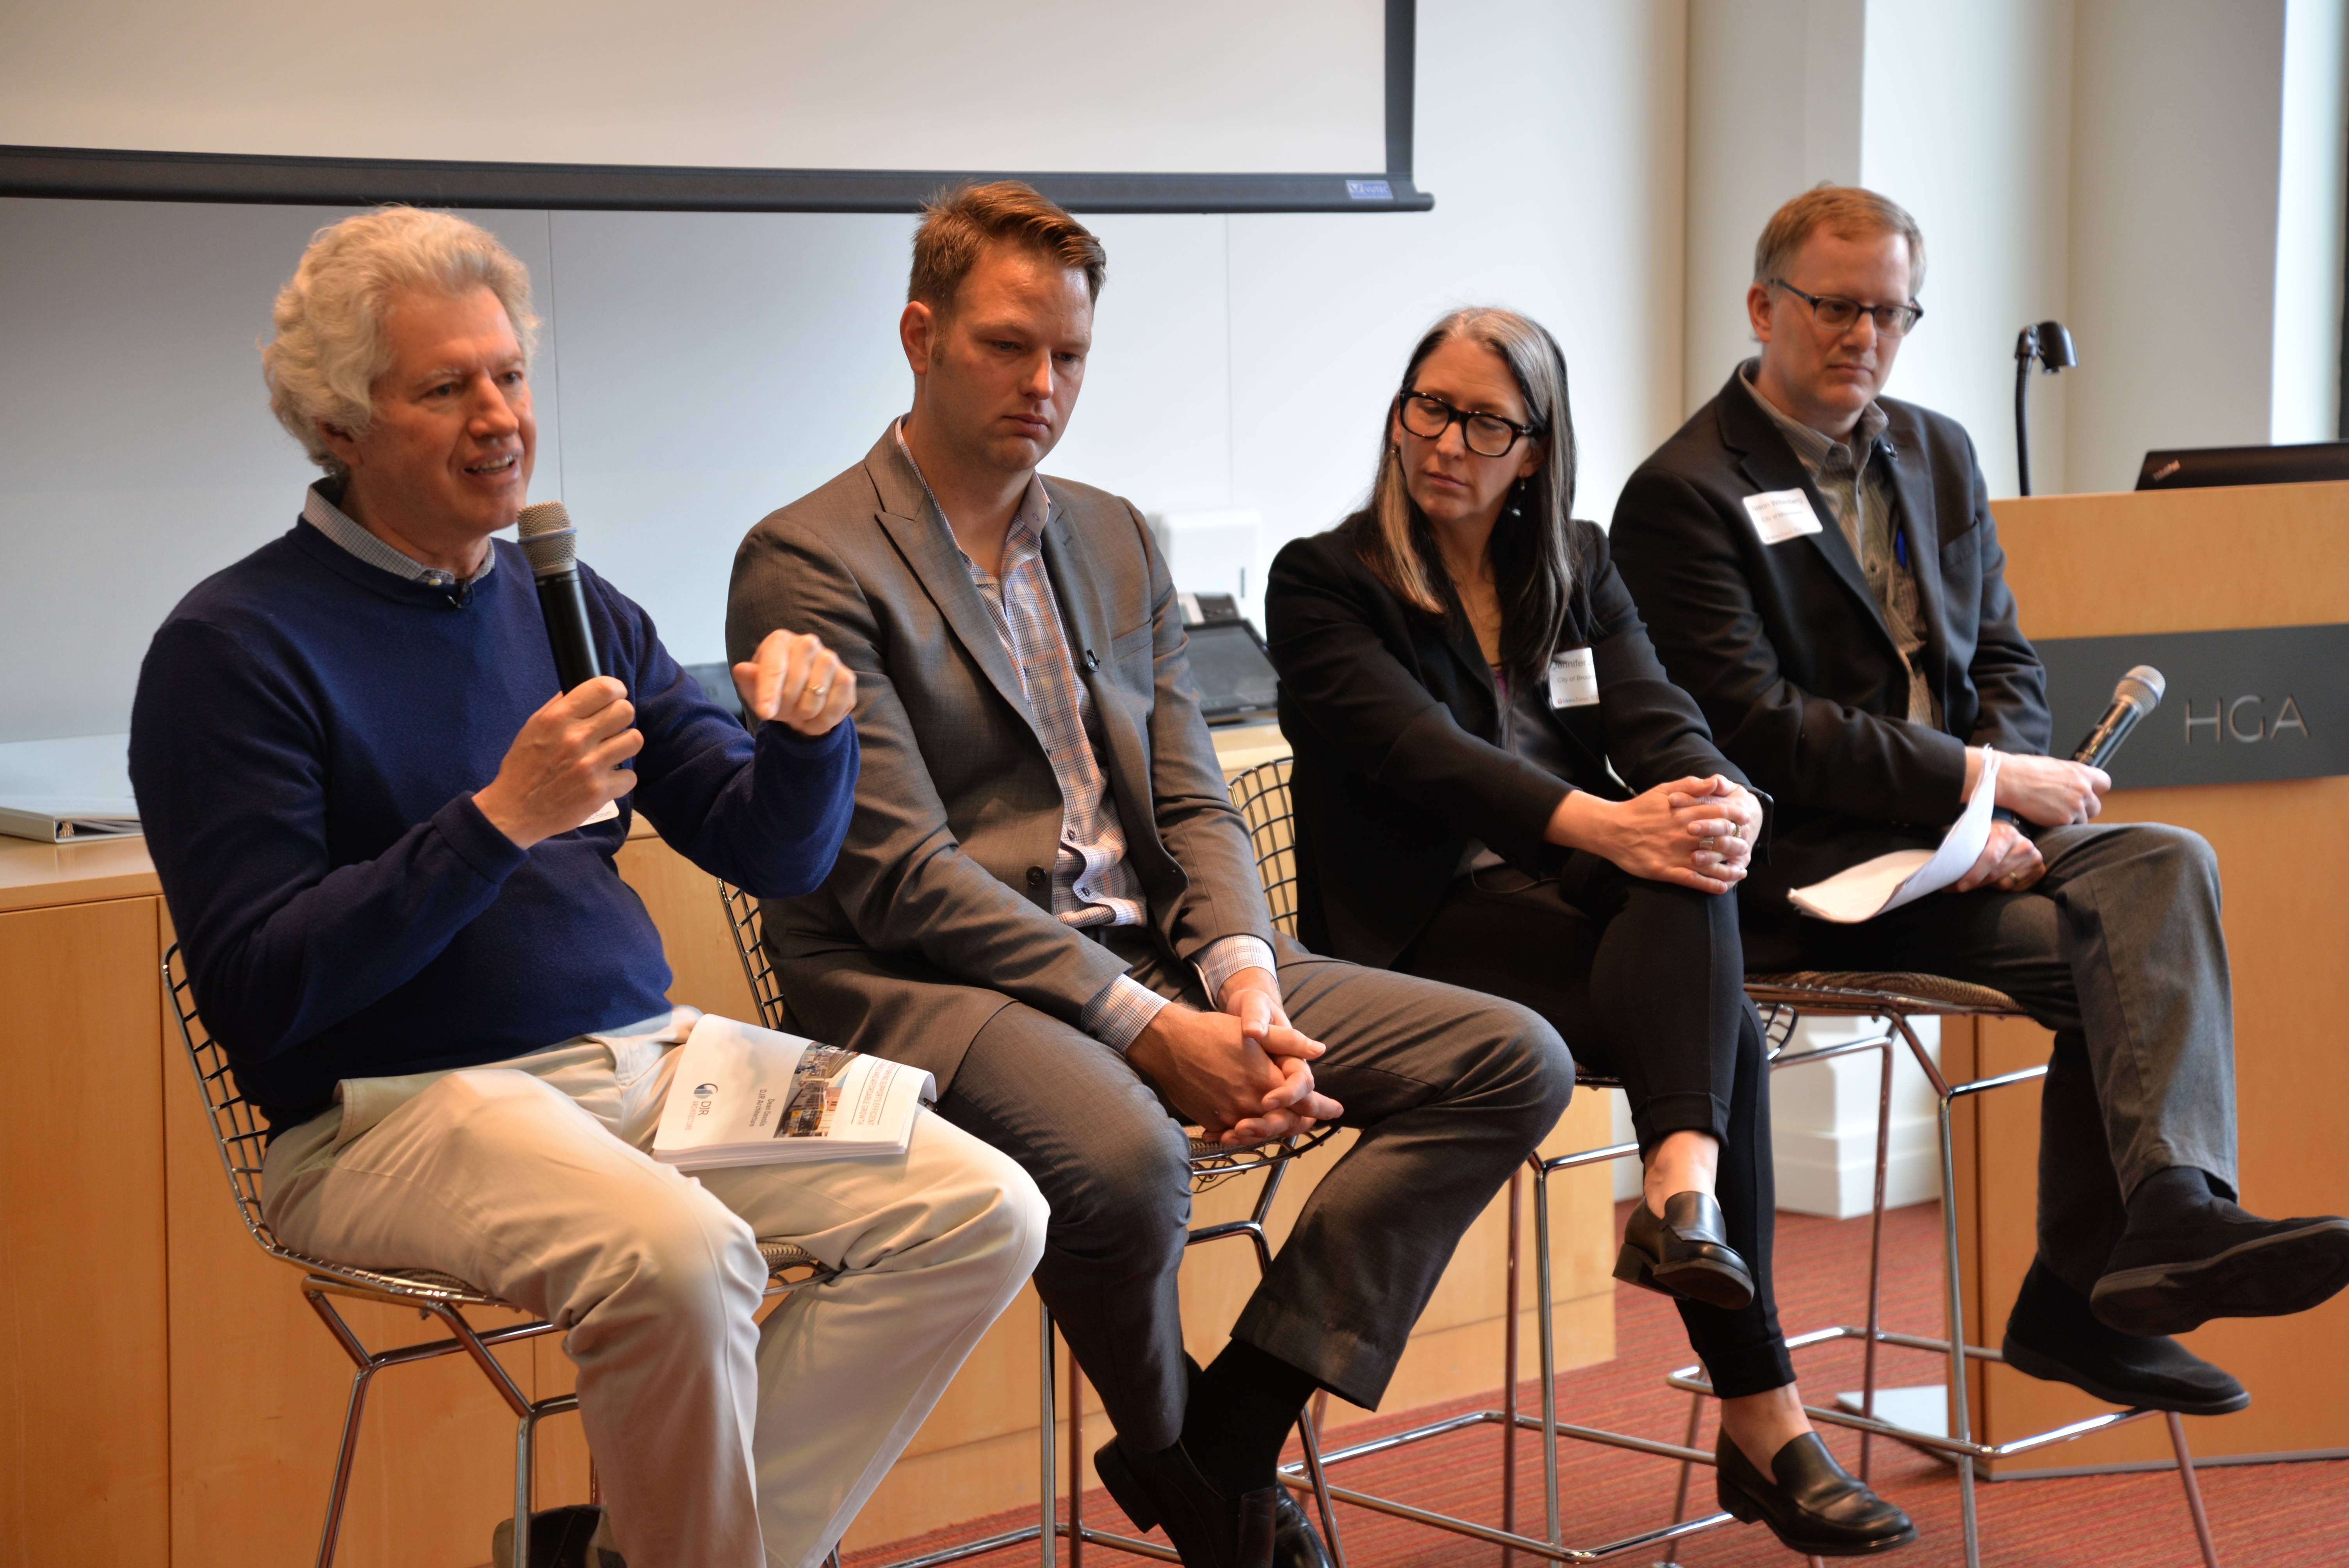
top-left (1609, 365), bottom-right (2051, 925)
top-left (1266, 517), bottom-right (1747, 969)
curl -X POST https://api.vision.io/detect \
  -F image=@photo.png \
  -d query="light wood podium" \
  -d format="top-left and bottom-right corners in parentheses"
top-left (1950, 479), bottom-right (2349, 1475)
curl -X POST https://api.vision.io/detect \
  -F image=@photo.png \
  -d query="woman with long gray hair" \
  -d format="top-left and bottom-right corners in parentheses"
top-left (1264, 307), bottom-right (1913, 1556)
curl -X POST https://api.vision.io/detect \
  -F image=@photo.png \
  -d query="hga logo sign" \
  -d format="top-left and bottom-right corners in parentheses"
top-left (2035, 624), bottom-right (2345, 788)
top-left (2182, 694), bottom-right (2312, 744)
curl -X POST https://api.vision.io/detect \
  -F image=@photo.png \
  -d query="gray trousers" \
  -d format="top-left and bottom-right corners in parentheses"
top-left (933, 931), bottom-right (1572, 1451)
top-left (1764, 821), bottom-right (2238, 1297)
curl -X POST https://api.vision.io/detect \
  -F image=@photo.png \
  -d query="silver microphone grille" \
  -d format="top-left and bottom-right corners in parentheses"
top-left (515, 501), bottom-right (576, 579)
top-left (517, 501), bottom-right (571, 537)
top-left (2117, 665), bottom-right (2165, 711)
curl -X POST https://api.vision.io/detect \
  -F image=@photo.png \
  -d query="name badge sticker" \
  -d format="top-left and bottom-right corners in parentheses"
top-left (1742, 488), bottom-right (1824, 545)
top-left (1548, 647), bottom-right (1599, 709)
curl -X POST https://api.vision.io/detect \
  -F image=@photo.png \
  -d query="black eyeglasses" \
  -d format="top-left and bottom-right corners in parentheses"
top-left (1397, 392), bottom-right (1541, 458)
top-left (1769, 279), bottom-right (1924, 337)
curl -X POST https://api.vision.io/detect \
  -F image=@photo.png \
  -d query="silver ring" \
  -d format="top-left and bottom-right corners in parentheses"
top-left (808, 683), bottom-right (829, 700)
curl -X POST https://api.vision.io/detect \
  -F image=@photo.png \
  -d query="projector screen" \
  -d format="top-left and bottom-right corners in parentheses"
top-left (0, 0), bottom-right (1427, 213)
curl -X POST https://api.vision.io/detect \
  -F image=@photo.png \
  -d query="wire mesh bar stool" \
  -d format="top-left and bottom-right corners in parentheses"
top-left (1228, 761), bottom-right (1910, 1562)
top-left (1654, 973), bottom-right (2223, 1568)
top-left (716, 877), bottom-right (1347, 1568)
top-left (164, 944), bottom-right (837, 1568)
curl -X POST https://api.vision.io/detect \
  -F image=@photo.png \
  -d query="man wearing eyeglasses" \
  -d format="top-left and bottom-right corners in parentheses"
top-left (1611, 185), bottom-right (2349, 1425)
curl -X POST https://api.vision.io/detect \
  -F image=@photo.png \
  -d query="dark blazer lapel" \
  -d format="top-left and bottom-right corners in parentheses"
top-left (1037, 490), bottom-right (1159, 827)
top-left (1883, 431), bottom-right (1956, 710)
top-left (1718, 375), bottom-right (1901, 658)
top-left (864, 435), bottom-right (1038, 733)
top-left (1427, 582), bottom-right (1501, 736)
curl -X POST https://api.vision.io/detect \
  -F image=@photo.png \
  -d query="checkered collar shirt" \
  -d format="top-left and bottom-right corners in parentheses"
top-left (891, 420), bottom-right (1273, 1048)
top-left (302, 480), bottom-right (498, 591)
top-left (1741, 367), bottom-right (1941, 728)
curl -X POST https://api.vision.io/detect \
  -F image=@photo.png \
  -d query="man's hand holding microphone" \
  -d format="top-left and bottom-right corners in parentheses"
top-left (477, 629), bottom-right (854, 851)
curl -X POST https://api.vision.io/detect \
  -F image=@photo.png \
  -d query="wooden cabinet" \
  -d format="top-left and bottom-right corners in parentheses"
top-left (0, 895), bottom-right (172, 1568)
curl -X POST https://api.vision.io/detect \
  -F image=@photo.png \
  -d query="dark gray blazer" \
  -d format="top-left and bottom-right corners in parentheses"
top-left (1609, 367), bottom-right (2052, 917)
top-left (725, 427), bottom-right (1275, 1089)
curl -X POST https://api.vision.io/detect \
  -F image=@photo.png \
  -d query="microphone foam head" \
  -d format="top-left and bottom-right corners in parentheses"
top-left (515, 501), bottom-right (576, 579)
top-left (2118, 665), bottom-right (2165, 711)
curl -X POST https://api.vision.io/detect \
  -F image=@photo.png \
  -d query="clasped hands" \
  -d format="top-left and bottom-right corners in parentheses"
top-left (476, 629), bottom-right (852, 850)
top-left (1126, 967), bottom-right (1342, 1148)
top-left (1949, 747), bottom-right (2110, 895)
top-left (1549, 773), bottom-right (1762, 894)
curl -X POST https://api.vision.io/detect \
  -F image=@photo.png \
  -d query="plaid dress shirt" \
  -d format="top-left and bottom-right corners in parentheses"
top-left (895, 422), bottom-right (1273, 1049)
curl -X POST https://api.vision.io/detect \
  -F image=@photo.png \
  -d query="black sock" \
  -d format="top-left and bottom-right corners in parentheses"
top-left (1179, 1339), bottom-right (1321, 1496)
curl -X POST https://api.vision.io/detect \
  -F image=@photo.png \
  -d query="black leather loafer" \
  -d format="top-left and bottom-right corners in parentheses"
top-left (2090, 1171), bottom-right (2349, 1336)
top-left (2004, 1256), bottom-right (2248, 1415)
top-left (1272, 1488), bottom-right (1332, 1568)
top-left (1095, 1436), bottom-right (1275, 1568)
top-left (1715, 1431), bottom-right (1916, 1557)
top-left (1615, 1191), bottom-right (1755, 1310)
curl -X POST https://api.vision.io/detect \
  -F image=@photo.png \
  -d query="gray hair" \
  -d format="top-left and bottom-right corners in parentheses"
top-left (262, 207), bottom-right (538, 476)
top-left (1353, 306), bottom-right (1580, 679)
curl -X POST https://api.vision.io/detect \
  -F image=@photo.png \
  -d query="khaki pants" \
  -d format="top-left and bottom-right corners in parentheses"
top-left (262, 1010), bottom-right (1047, 1568)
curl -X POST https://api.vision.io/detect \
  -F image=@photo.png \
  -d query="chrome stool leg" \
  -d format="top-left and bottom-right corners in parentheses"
top-left (1500, 1168), bottom-right (1521, 1568)
top-left (1041, 1303), bottom-right (1058, 1568)
top-left (2166, 1411), bottom-right (2223, 1568)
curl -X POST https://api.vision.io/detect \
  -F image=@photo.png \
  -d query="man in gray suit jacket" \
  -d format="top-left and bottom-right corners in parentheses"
top-left (728, 184), bottom-right (1570, 1568)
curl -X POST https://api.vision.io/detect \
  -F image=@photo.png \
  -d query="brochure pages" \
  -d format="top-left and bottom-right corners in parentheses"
top-left (653, 1014), bottom-right (934, 1171)
top-left (1788, 748), bottom-right (2006, 923)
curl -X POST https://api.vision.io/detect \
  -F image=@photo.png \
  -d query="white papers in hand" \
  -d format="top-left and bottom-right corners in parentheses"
top-left (1788, 749), bottom-right (2005, 923)
top-left (653, 1014), bottom-right (935, 1170)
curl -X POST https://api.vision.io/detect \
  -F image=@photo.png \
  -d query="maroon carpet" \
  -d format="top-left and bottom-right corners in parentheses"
top-left (850, 1200), bottom-right (2349, 1567)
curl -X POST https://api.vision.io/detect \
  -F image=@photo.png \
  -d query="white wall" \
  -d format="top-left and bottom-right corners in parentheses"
top-left (1681, 0), bottom-right (1865, 422)
top-left (2065, 0), bottom-right (2294, 492)
top-left (1857, 0), bottom-right (2077, 497)
top-left (2272, 0), bottom-right (2349, 445)
top-left (0, 0), bottom-right (1691, 781)
top-left (1685, 0), bottom-right (2075, 495)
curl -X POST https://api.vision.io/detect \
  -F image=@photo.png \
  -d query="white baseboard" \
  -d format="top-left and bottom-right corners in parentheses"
top-left (1770, 1115), bottom-right (1943, 1217)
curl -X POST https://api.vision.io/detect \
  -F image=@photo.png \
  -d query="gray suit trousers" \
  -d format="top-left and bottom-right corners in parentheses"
top-left (1770, 820), bottom-right (2237, 1297)
top-left (932, 930), bottom-right (1571, 1450)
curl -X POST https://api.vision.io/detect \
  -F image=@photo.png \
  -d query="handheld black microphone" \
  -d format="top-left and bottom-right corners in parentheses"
top-left (516, 502), bottom-right (603, 692)
top-left (2072, 665), bottom-right (2165, 769)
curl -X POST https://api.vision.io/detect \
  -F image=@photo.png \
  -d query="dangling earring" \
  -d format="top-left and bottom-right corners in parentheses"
top-left (1506, 477), bottom-right (1529, 519)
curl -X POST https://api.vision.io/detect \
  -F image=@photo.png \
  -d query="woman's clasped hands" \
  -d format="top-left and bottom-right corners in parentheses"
top-left (1551, 773), bottom-right (1761, 894)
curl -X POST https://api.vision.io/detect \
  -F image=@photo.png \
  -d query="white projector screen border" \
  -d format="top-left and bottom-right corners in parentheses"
top-left (0, 0), bottom-right (1428, 216)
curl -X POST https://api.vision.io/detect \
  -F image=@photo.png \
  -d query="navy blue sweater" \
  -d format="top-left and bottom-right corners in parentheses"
top-left (130, 519), bottom-right (858, 1130)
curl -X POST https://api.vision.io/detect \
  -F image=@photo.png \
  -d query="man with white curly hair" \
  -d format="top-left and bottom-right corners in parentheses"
top-left (128, 207), bottom-right (1046, 1568)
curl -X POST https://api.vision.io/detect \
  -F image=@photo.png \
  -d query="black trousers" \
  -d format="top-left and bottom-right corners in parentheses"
top-left (1397, 855), bottom-right (1796, 1397)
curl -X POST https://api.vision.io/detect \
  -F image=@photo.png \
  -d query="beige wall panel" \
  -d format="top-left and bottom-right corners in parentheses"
top-left (616, 827), bottom-right (760, 1019)
top-left (0, 896), bottom-right (171, 1568)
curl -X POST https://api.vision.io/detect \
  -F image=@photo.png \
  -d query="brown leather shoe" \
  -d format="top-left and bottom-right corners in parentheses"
top-left (1615, 1191), bottom-right (1755, 1310)
top-left (1715, 1431), bottom-right (1916, 1556)
top-left (1095, 1436), bottom-right (1275, 1568)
